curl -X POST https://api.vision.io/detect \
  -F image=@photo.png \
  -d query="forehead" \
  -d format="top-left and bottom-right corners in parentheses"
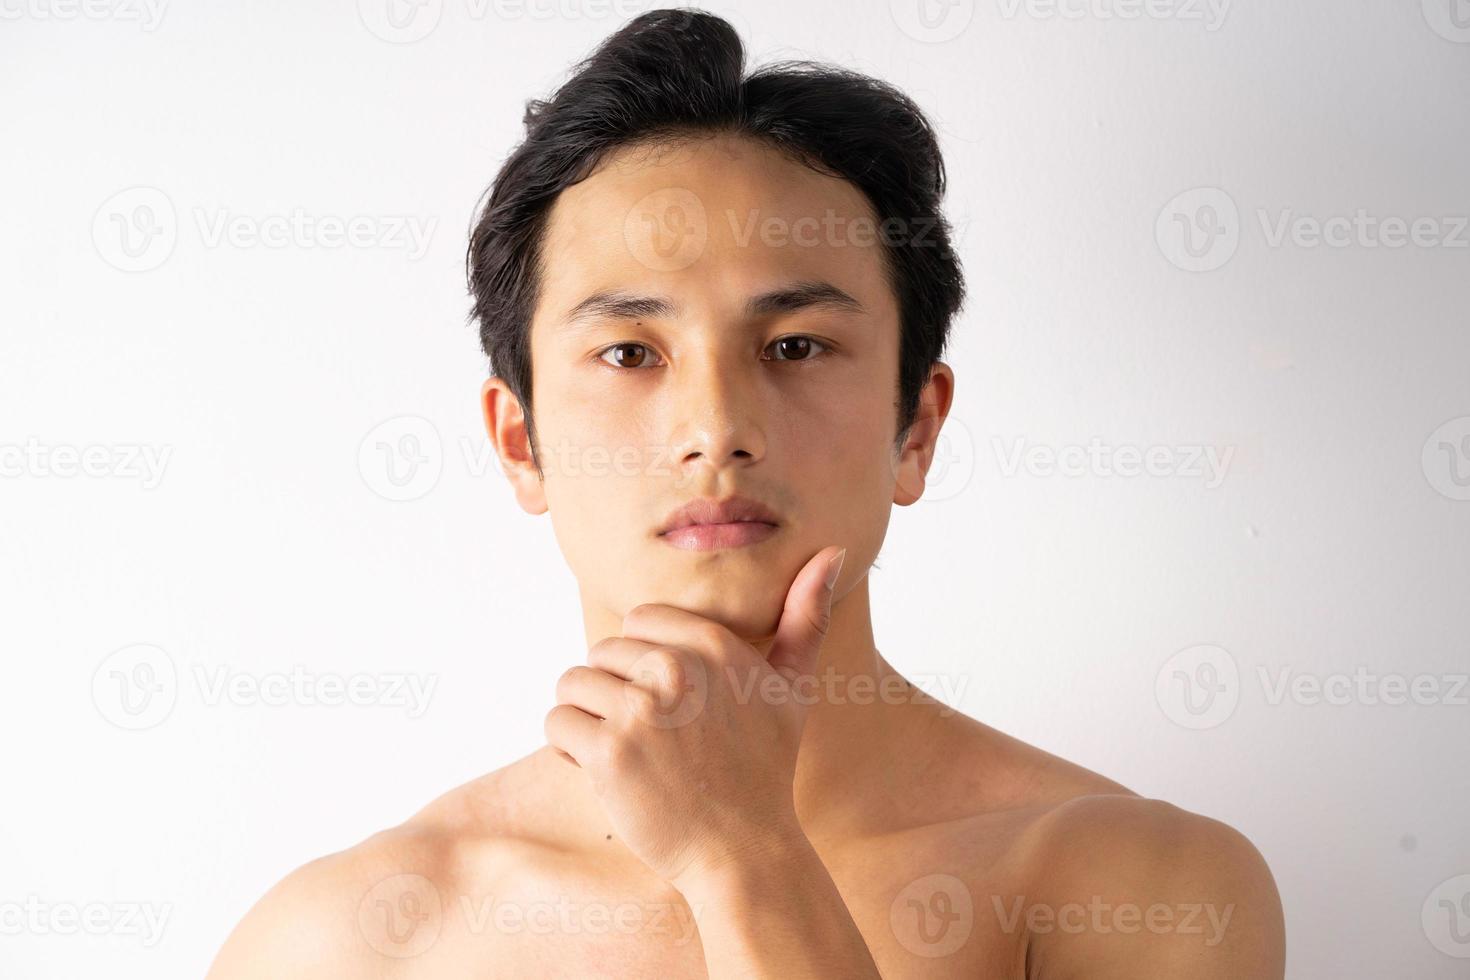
top-left (533, 133), bottom-right (893, 332)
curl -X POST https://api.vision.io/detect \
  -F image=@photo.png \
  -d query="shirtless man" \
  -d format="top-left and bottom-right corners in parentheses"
top-left (206, 10), bottom-right (1285, 977)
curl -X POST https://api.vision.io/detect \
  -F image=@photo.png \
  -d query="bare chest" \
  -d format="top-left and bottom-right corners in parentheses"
top-left (384, 826), bottom-right (1033, 979)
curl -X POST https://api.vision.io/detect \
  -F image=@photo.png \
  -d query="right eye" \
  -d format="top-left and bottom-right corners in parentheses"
top-left (596, 342), bottom-right (663, 369)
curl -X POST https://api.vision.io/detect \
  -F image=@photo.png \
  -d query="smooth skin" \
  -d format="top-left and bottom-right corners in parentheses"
top-left (206, 133), bottom-right (1286, 978)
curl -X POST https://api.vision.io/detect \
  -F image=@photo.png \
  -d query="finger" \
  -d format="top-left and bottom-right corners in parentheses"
top-left (544, 702), bottom-right (599, 767)
top-left (587, 636), bottom-right (661, 680)
top-left (766, 545), bottom-right (845, 682)
top-left (554, 665), bottom-right (627, 720)
top-left (621, 603), bottom-right (739, 663)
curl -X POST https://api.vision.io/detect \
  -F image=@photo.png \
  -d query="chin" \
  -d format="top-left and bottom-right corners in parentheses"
top-left (643, 576), bottom-right (786, 643)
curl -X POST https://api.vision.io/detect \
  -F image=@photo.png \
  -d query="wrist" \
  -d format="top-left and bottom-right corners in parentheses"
top-left (672, 822), bottom-right (815, 900)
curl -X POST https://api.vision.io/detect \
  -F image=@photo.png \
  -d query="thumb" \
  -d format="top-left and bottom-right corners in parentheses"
top-left (766, 545), bottom-right (846, 683)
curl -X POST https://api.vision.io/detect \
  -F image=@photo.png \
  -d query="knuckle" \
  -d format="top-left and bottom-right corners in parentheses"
top-left (625, 603), bottom-right (657, 623)
top-left (693, 624), bottom-right (726, 652)
top-left (649, 646), bottom-right (683, 672)
top-left (623, 684), bottom-right (658, 719)
top-left (555, 665), bottom-right (582, 697)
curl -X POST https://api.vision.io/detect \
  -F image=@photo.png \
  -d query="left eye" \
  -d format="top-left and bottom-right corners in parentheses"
top-left (764, 336), bottom-right (828, 362)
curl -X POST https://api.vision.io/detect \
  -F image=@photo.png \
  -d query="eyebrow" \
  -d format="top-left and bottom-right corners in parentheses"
top-left (560, 280), bottom-right (865, 329)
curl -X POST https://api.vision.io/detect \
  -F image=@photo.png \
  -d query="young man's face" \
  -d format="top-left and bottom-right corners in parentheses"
top-left (486, 133), bottom-right (950, 645)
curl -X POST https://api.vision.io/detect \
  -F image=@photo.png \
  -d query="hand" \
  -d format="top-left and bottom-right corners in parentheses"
top-left (544, 544), bottom-right (848, 889)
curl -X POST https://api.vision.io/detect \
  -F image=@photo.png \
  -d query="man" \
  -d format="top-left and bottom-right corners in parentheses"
top-left (207, 9), bottom-right (1285, 977)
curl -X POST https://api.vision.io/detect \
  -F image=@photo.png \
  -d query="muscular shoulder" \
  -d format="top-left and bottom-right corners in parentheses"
top-left (203, 824), bottom-right (453, 978)
top-left (205, 753), bottom-right (557, 979)
top-left (1010, 794), bottom-right (1285, 979)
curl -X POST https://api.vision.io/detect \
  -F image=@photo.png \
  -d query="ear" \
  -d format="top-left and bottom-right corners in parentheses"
top-left (891, 362), bottom-right (956, 507)
top-left (481, 376), bottom-right (548, 517)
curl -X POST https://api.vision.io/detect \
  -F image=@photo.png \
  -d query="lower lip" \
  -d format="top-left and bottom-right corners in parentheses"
top-left (660, 521), bottom-right (779, 551)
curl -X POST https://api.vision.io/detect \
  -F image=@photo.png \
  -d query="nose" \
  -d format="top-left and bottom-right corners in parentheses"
top-left (668, 349), bottom-right (767, 474)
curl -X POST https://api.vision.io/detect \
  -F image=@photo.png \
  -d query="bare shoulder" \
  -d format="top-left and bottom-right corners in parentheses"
top-left (1010, 793), bottom-right (1286, 979)
top-left (205, 750), bottom-right (561, 980)
top-left (900, 712), bottom-right (1284, 977)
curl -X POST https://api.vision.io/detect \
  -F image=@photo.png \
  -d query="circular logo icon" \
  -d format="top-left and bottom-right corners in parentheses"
top-left (357, 873), bottom-right (443, 958)
top-left (357, 0), bottom-right (443, 43)
top-left (1156, 186), bottom-right (1240, 272)
top-left (359, 415), bottom-right (443, 502)
top-left (624, 651), bottom-right (708, 729)
top-left (1155, 643), bottom-right (1239, 730)
top-left (93, 186), bottom-right (177, 273)
top-left (890, 0), bottom-right (975, 44)
top-left (622, 187), bottom-right (707, 272)
top-left (889, 873), bottom-right (974, 958)
top-left (1422, 0), bottom-right (1470, 43)
top-left (92, 644), bottom-right (178, 730)
top-left (1422, 416), bottom-right (1470, 501)
top-left (894, 414), bottom-right (975, 503)
top-left (1422, 874), bottom-right (1470, 958)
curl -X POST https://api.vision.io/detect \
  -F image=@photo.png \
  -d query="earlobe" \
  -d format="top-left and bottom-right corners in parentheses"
top-left (480, 376), bottom-right (549, 516)
top-left (891, 362), bottom-right (955, 507)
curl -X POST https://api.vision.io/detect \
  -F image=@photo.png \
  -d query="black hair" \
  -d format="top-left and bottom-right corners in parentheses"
top-left (466, 7), bottom-right (965, 472)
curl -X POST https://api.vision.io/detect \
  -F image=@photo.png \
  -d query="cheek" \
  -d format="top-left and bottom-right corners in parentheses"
top-left (779, 384), bottom-right (894, 478)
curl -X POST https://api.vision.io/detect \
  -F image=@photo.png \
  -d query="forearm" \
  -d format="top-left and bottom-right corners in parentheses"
top-left (676, 835), bottom-right (881, 979)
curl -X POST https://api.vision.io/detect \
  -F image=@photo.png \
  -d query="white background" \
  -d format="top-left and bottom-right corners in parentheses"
top-left (2, 1), bottom-right (1468, 977)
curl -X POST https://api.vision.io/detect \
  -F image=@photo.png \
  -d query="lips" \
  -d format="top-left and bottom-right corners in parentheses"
top-left (657, 493), bottom-right (782, 536)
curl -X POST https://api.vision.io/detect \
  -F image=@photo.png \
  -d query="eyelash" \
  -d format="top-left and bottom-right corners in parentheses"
top-left (593, 335), bottom-right (832, 369)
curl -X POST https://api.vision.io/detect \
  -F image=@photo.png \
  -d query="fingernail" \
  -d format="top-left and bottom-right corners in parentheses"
top-left (824, 548), bottom-right (847, 590)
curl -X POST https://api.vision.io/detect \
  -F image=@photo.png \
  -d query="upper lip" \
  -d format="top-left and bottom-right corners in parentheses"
top-left (658, 494), bottom-right (782, 535)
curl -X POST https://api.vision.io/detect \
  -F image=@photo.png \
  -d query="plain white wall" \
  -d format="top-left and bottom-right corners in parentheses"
top-left (2, 1), bottom-right (1467, 976)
